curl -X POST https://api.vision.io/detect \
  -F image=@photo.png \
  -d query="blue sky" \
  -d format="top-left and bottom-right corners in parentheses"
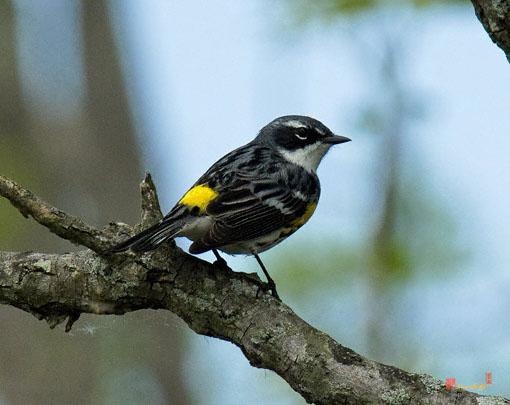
top-left (14, 0), bottom-right (510, 402)
top-left (106, 1), bottom-right (510, 402)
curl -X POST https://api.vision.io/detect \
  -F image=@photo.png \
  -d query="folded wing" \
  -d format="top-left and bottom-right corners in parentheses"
top-left (189, 180), bottom-right (308, 253)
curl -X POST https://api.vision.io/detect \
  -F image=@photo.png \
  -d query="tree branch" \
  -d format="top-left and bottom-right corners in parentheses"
top-left (471, 0), bottom-right (510, 62)
top-left (0, 175), bottom-right (507, 404)
top-left (0, 175), bottom-right (108, 252)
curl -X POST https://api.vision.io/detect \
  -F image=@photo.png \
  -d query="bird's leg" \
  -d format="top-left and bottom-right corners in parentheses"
top-left (212, 248), bottom-right (229, 269)
top-left (253, 252), bottom-right (280, 300)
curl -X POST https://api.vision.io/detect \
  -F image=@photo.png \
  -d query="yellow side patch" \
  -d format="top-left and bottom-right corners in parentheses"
top-left (178, 184), bottom-right (218, 213)
top-left (283, 203), bottom-right (317, 234)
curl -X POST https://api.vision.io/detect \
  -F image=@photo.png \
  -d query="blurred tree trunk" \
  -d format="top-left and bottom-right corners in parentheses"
top-left (82, 2), bottom-right (191, 403)
top-left (364, 43), bottom-right (403, 362)
top-left (0, 0), bottom-right (26, 136)
top-left (82, 0), bottom-right (141, 225)
top-left (0, 1), bottom-right (190, 404)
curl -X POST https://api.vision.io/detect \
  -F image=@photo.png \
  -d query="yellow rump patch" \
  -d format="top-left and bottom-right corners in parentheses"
top-left (178, 184), bottom-right (218, 213)
top-left (283, 203), bottom-right (317, 234)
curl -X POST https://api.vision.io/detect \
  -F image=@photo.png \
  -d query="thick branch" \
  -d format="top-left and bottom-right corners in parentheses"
top-left (0, 176), bottom-right (507, 404)
top-left (471, 0), bottom-right (510, 62)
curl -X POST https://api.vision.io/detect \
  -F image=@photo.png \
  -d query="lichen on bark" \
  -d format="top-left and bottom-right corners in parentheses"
top-left (0, 174), bottom-right (507, 404)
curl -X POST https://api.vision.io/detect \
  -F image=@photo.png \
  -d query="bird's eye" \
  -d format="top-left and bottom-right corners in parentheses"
top-left (295, 133), bottom-right (307, 141)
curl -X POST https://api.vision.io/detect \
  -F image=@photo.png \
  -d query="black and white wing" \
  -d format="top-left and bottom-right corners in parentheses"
top-left (188, 179), bottom-right (310, 254)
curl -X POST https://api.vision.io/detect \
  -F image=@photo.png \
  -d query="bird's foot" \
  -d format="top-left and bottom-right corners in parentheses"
top-left (212, 249), bottom-right (230, 270)
top-left (255, 279), bottom-right (280, 301)
top-left (213, 256), bottom-right (229, 269)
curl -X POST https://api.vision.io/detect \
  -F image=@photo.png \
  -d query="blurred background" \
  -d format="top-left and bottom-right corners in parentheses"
top-left (0, 0), bottom-right (509, 403)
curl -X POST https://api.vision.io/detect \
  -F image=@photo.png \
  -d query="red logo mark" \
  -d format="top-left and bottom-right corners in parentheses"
top-left (486, 372), bottom-right (492, 385)
top-left (446, 378), bottom-right (456, 389)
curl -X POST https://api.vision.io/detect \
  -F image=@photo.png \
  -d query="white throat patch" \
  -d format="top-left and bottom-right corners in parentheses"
top-left (279, 142), bottom-right (330, 173)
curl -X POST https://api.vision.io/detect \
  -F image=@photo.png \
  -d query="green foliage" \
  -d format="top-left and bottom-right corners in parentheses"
top-left (272, 239), bottom-right (360, 297)
top-left (374, 182), bottom-right (465, 287)
top-left (393, 176), bottom-right (467, 279)
top-left (282, 0), bottom-right (468, 22)
top-left (0, 135), bottom-right (40, 242)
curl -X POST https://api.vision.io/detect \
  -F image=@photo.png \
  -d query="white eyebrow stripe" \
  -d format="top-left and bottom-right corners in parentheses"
top-left (283, 120), bottom-right (307, 129)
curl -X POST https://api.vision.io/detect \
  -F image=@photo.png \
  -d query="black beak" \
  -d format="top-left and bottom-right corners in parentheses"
top-left (323, 135), bottom-right (351, 145)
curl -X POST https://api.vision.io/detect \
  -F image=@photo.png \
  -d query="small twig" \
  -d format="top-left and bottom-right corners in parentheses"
top-left (0, 175), bottom-right (108, 252)
top-left (139, 172), bottom-right (163, 228)
top-left (65, 311), bottom-right (81, 333)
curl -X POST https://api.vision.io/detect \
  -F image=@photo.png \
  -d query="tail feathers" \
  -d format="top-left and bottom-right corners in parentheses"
top-left (103, 219), bottom-right (183, 254)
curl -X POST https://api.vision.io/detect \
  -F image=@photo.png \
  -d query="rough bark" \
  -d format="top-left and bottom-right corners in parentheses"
top-left (0, 175), bottom-right (507, 405)
top-left (471, 0), bottom-right (510, 62)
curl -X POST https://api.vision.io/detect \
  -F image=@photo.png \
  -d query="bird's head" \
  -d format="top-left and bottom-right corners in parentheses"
top-left (255, 115), bottom-right (351, 173)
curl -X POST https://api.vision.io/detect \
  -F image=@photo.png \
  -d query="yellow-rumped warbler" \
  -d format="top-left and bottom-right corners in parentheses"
top-left (105, 115), bottom-right (350, 299)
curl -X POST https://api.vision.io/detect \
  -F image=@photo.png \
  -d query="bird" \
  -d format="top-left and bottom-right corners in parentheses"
top-left (104, 115), bottom-right (350, 299)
